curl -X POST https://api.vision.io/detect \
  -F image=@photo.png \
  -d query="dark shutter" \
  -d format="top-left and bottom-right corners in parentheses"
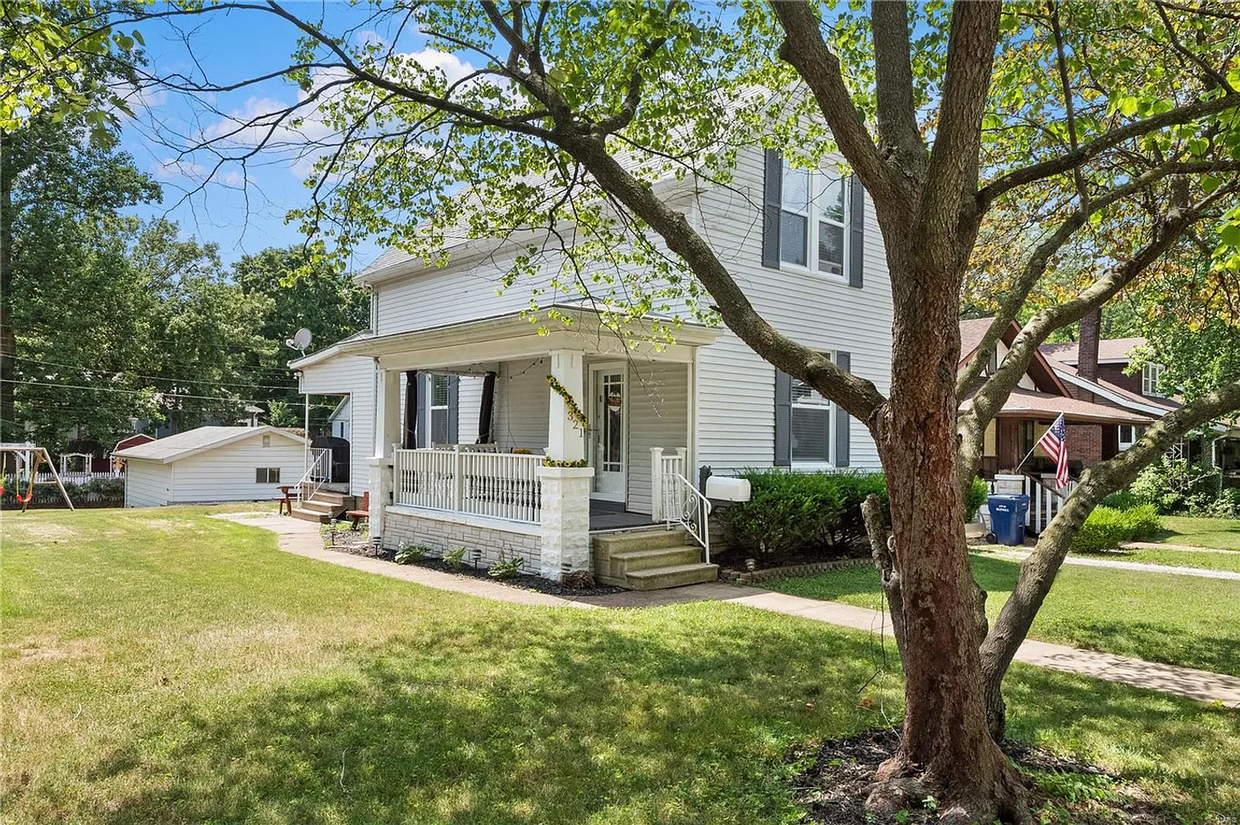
top-left (834, 351), bottom-right (851, 467)
top-left (848, 173), bottom-right (865, 289)
top-left (762, 149), bottom-right (783, 269)
top-left (403, 370), bottom-right (419, 449)
top-left (774, 368), bottom-right (791, 466)
top-left (477, 371), bottom-right (496, 443)
top-left (447, 376), bottom-right (460, 444)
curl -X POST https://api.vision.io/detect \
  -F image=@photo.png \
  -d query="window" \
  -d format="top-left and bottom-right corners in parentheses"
top-left (1118, 425), bottom-right (1144, 451)
top-left (261, 434), bottom-right (271, 447)
top-left (790, 376), bottom-right (833, 464)
top-left (429, 374), bottom-right (451, 444)
top-left (1019, 420), bottom-right (1036, 458)
top-left (1142, 363), bottom-right (1165, 396)
top-left (779, 163), bottom-right (850, 276)
top-left (256, 468), bottom-right (281, 484)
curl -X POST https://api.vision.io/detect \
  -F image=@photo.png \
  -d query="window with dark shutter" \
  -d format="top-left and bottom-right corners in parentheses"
top-left (834, 351), bottom-right (851, 467)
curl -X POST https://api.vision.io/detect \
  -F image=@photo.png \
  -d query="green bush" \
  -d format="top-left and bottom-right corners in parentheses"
top-left (964, 477), bottom-right (988, 522)
top-left (394, 544), bottom-right (431, 564)
top-left (1071, 504), bottom-right (1163, 552)
top-left (1100, 491), bottom-right (1144, 511)
top-left (719, 470), bottom-right (887, 560)
top-left (1130, 457), bottom-right (1219, 514)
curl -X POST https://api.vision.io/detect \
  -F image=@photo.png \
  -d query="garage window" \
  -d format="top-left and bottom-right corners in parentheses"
top-left (256, 468), bottom-right (281, 483)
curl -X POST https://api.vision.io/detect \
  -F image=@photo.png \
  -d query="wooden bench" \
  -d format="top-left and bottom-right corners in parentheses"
top-left (346, 491), bottom-right (370, 529)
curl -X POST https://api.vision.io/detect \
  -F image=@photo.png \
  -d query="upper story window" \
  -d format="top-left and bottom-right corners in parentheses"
top-left (1141, 363), bottom-right (1165, 397)
top-left (780, 164), bottom-right (850, 277)
top-left (791, 375), bottom-right (834, 465)
top-left (429, 374), bottom-right (451, 444)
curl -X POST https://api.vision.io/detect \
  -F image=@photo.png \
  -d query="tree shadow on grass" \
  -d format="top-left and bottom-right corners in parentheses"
top-left (75, 604), bottom-right (905, 825)
top-left (1004, 664), bottom-right (1240, 815)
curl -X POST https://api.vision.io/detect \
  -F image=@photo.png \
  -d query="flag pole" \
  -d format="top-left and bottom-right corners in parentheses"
top-left (1013, 444), bottom-right (1039, 473)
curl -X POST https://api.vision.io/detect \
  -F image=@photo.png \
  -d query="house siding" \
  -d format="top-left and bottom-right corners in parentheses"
top-left (687, 145), bottom-right (893, 472)
top-left (167, 435), bottom-right (306, 503)
top-left (625, 360), bottom-right (690, 515)
top-left (492, 357), bottom-right (550, 452)
top-left (300, 354), bottom-right (376, 496)
top-left (124, 459), bottom-right (172, 507)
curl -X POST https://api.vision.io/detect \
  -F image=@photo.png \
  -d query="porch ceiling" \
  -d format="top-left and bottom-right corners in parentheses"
top-left (340, 305), bottom-right (718, 371)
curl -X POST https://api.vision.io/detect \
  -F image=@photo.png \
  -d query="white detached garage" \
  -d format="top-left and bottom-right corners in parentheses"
top-left (115, 426), bottom-right (307, 507)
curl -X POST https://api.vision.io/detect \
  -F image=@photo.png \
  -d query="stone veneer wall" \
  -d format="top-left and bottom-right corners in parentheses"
top-left (382, 508), bottom-right (542, 571)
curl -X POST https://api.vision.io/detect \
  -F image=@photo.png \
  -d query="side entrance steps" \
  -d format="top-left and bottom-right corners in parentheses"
top-left (591, 527), bottom-right (719, 591)
top-left (291, 490), bottom-right (351, 524)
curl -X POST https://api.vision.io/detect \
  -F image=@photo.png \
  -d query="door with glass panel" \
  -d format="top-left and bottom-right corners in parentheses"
top-left (589, 363), bottom-right (626, 501)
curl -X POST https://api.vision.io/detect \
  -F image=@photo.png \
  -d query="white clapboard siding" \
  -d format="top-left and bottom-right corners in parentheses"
top-left (166, 434), bottom-right (307, 503)
top-left (300, 354), bottom-right (377, 496)
top-left (690, 145), bottom-right (893, 471)
top-left (625, 360), bottom-right (690, 515)
top-left (457, 374), bottom-right (485, 443)
top-left (124, 460), bottom-right (172, 507)
top-left (492, 358), bottom-right (551, 452)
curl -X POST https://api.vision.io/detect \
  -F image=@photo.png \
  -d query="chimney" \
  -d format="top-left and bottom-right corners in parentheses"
top-left (1078, 308), bottom-right (1101, 381)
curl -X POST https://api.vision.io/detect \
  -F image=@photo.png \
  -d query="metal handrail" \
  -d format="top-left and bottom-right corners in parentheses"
top-left (295, 448), bottom-right (332, 508)
top-left (665, 471), bottom-right (712, 563)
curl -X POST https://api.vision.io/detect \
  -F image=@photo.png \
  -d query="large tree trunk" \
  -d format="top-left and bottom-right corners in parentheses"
top-left (872, 248), bottom-right (1027, 823)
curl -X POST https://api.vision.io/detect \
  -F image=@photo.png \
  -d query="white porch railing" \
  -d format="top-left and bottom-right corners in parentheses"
top-left (393, 447), bottom-right (542, 524)
top-left (986, 473), bottom-right (1078, 535)
top-left (651, 447), bottom-right (710, 562)
top-left (296, 448), bottom-right (332, 507)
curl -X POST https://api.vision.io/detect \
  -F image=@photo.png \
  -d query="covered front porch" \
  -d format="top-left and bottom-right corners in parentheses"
top-left (346, 308), bottom-right (716, 581)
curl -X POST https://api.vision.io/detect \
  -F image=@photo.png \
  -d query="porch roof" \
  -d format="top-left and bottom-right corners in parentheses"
top-left (962, 388), bottom-right (1152, 426)
top-left (325, 305), bottom-right (718, 371)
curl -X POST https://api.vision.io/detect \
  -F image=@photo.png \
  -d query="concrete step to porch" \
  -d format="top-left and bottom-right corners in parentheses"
top-left (310, 491), bottom-right (349, 507)
top-left (290, 506), bottom-right (331, 524)
top-left (591, 527), bottom-right (690, 554)
top-left (594, 546), bottom-right (703, 583)
top-left (300, 500), bottom-right (338, 515)
top-left (623, 562), bottom-right (720, 591)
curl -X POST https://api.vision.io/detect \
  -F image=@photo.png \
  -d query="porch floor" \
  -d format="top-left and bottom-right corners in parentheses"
top-left (589, 500), bottom-right (656, 532)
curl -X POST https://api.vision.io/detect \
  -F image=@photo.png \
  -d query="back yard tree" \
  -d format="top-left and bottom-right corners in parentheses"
top-left (131, 1), bottom-right (1240, 821)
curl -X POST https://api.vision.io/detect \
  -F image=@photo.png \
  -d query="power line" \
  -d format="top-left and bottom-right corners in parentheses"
top-left (1, 378), bottom-right (266, 405)
top-left (11, 353), bottom-right (300, 392)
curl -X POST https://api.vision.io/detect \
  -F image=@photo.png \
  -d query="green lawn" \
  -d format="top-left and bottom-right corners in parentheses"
top-left (3, 508), bottom-right (1239, 823)
top-left (765, 553), bottom-right (1240, 677)
top-left (1077, 545), bottom-right (1240, 574)
top-left (1154, 515), bottom-right (1240, 551)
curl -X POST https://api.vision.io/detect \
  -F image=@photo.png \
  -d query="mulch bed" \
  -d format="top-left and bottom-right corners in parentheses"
top-left (791, 728), bottom-right (1178, 824)
top-left (319, 531), bottom-right (624, 597)
top-left (712, 544), bottom-right (871, 577)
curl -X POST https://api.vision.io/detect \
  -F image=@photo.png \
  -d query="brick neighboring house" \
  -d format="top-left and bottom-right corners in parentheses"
top-left (958, 318), bottom-right (1151, 479)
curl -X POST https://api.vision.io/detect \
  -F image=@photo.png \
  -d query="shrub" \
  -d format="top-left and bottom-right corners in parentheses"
top-left (1130, 457), bottom-right (1219, 514)
top-left (964, 477), bottom-right (988, 523)
top-left (487, 554), bottom-right (524, 579)
top-left (394, 544), bottom-right (431, 564)
top-left (719, 470), bottom-right (887, 560)
top-left (1194, 488), bottom-right (1240, 519)
top-left (443, 546), bottom-right (466, 571)
top-left (1100, 491), bottom-right (1143, 511)
top-left (1071, 504), bottom-right (1163, 552)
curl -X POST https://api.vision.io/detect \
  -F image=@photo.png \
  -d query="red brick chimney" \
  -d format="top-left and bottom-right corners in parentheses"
top-left (1078, 308), bottom-right (1101, 381)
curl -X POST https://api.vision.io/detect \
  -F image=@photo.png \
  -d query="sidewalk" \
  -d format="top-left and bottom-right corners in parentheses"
top-left (217, 512), bottom-right (1240, 709)
top-left (985, 547), bottom-right (1240, 581)
top-left (1122, 540), bottom-right (1240, 555)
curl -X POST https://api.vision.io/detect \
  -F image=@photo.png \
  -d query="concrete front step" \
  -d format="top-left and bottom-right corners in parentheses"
top-left (594, 546), bottom-right (703, 585)
top-left (300, 500), bottom-right (338, 515)
top-left (591, 527), bottom-right (690, 554)
top-left (623, 562), bottom-right (720, 591)
top-left (290, 507), bottom-right (331, 524)
top-left (310, 492), bottom-right (349, 507)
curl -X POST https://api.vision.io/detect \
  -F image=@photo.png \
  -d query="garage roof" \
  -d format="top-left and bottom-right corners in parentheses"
top-left (113, 426), bottom-right (305, 464)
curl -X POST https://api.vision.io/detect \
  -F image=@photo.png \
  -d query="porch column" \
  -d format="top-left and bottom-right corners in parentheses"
top-left (368, 366), bottom-right (401, 543)
top-left (539, 349), bottom-right (592, 579)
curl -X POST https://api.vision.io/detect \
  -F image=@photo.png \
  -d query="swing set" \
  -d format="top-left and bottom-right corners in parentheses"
top-left (0, 443), bottom-right (75, 512)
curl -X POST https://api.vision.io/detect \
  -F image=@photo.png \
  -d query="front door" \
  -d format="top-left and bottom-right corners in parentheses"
top-left (589, 363), bottom-right (627, 501)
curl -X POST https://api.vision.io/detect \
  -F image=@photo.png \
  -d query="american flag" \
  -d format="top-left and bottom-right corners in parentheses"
top-left (1037, 413), bottom-right (1070, 489)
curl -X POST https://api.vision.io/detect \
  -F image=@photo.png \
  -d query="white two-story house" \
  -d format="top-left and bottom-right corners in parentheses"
top-left (291, 144), bottom-right (894, 586)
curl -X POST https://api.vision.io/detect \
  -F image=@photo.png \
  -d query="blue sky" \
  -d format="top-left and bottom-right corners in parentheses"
top-left (118, 4), bottom-right (441, 270)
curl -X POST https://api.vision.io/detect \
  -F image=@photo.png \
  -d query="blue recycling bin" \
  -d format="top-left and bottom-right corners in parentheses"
top-left (987, 494), bottom-right (1029, 546)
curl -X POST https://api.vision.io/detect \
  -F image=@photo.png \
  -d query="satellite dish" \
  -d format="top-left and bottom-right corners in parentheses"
top-left (285, 328), bottom-right (313, 355)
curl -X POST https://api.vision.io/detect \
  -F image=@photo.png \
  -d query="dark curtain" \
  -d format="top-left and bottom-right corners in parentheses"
top-left (477, 371), bottom-right (496, 443)
top-left (403, 370), bottom-right (419, 449)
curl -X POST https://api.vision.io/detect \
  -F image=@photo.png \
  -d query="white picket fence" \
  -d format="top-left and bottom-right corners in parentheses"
top-left (393, 447), bottom-right (542, 524)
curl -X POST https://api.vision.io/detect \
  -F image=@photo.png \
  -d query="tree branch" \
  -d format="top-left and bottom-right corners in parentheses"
top-left (769, 0), bottom-right (899, 208)
top-left (977, 92), bottom-right (1240, 210)
top-left (871, 1), bottom-right (927, 175)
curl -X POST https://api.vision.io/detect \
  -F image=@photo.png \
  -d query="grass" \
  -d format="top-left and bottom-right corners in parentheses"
top-left (765, 553), bottom-right (1240, 677)
top-left (1076, 545), bottom-right (1240, 574)
top-left (2, 507), bottom-right (1239, 823)
top-left (1152, 516), bottom-right (1240, 552)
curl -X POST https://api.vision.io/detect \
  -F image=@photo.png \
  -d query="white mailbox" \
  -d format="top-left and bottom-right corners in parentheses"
top-left (704, 475), bottom-right (751, 502)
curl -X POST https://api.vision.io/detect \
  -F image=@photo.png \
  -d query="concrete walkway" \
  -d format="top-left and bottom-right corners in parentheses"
top-left (1122, 540), bottom-right (1240, 555)
top-left (985, 547), bottom-right (1240, 581)
top-left (216, 513), bottom-right (1240, 709)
